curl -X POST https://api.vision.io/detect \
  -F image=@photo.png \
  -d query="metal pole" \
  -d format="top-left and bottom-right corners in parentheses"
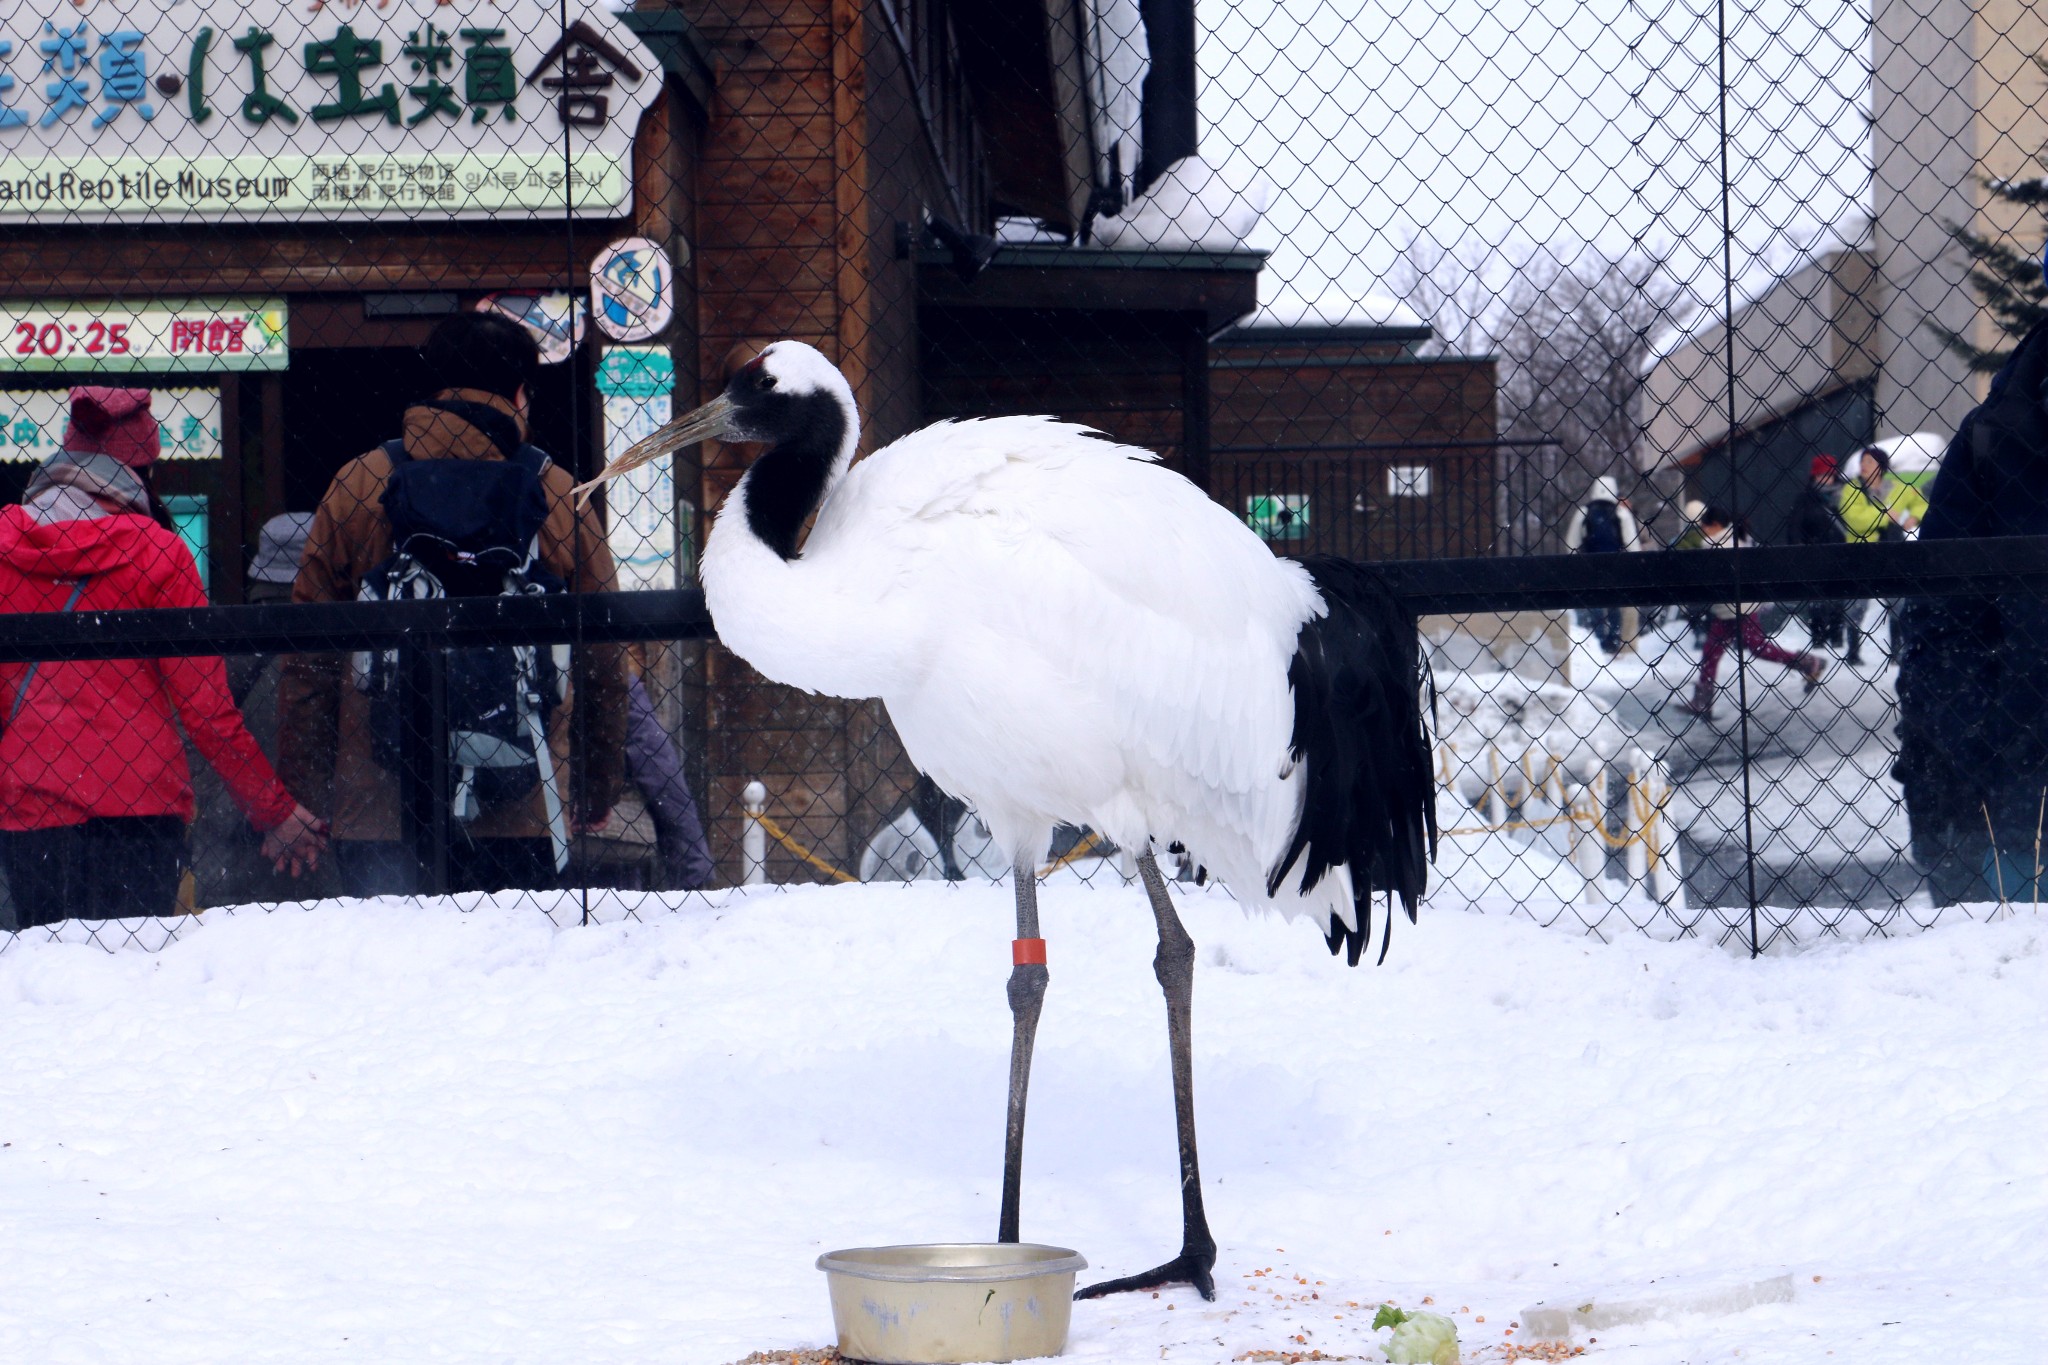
top-left (400, 647), bottom-right (450, 898)
top-left (1716, 0), bottom-right (1762, 957)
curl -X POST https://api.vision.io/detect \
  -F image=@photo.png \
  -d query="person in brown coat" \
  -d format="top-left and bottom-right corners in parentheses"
top-left (279, 312), bottom-right (627, 896)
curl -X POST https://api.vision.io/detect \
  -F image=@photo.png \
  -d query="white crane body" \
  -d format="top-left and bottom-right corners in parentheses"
top-left (704, 410), bottom-right (1357, 931)
top-left (576, 339), bottom-right (1436, 1300)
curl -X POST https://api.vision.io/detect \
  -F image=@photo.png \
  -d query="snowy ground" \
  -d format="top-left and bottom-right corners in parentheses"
top-left (2, 884), bottom-right (2042, 1365)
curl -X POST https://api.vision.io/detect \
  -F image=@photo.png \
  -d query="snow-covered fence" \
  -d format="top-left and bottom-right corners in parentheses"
top-left (1432, 671), bottom-right (1686, 919)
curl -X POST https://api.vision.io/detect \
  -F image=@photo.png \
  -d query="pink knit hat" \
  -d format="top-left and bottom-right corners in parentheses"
top-left (63, 387), bottom-right (159, 467)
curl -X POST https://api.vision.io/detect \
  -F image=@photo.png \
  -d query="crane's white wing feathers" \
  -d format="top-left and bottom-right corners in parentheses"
top-left (795, 417), bottom-right (1328, 911)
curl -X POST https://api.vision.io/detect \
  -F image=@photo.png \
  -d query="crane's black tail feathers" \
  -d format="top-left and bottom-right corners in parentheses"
top-left (1266, 557), bottom-right (1437, 966)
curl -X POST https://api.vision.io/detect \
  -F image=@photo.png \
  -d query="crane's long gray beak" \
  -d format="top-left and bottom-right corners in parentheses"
top-left (646, 392), bottom-right (739, 454)
top-left (572, 393), bottom-right (737, 507)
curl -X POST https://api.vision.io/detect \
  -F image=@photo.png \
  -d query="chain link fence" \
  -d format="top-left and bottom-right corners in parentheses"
top-left (0, 0), bottom-right (2041, 956)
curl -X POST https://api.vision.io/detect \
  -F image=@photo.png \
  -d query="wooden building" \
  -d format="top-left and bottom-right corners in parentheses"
top-left (0, 2), bottom-right (707, 602)
top-left (1209, 306), bottom-right (1500, 561)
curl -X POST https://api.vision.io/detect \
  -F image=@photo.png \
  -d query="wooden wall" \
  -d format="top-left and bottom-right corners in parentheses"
top-left (1209, 336), bottom-right (1499, 559)
top-left (684, 0), bottom-right (952, 883)
top-left (1210, 338), bottom-right (1495, 448)
top-left (919, 307), bottom-right (1203, 473)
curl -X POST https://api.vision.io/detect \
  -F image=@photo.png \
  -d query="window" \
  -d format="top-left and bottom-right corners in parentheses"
top-left (1387, 464), bottom-right (1431, 497)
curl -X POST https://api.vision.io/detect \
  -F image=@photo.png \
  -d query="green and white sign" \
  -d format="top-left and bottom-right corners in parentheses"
top-left (0, 386), bottom-right (224, 461)
top-left (597, 345), bottom-right (677, 592)
top-left (0, 2), bottom-right (658, 221)
top-left (0, 298), bottom-right (285, 372)
top-left (1246, 493), bottom-right (1310, 540)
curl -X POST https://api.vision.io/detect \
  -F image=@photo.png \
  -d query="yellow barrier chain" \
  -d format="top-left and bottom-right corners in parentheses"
top-left (749, 811), bottom-right (860, 883)
top-left (744, 815), bottom-right (1108, 884)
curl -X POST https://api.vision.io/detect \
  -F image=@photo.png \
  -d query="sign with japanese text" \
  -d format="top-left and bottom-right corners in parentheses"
top-left (596, 344), bottom-right (675, 592)
top-left (0, 386), bottom-right (223, 461)
top-left (0, 298), bottom-right (286, 372)
top-left (0, 2), bottom-right (658, 221)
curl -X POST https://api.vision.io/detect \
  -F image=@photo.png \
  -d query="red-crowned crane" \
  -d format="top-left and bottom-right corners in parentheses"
top-left (575, 341), bottom-right (1436, 1300)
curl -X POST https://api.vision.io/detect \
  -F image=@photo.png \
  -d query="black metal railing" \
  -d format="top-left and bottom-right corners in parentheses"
top-left (2, 538), bottom-right (2037, 954)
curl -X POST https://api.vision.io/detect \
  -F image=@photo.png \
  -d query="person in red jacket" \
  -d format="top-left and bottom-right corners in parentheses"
top-left (0, 388), bottom-right (326, 929)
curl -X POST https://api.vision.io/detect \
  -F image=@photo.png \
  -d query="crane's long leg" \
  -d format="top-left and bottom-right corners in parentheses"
top-left (998, 859), bottom-right (1049, 1244)
top-left (1076, 851), bottom-right (1217, 1301)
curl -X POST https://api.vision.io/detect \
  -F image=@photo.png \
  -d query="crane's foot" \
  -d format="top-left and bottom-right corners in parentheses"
top-left (1074, 1246), bottom-right (1216, 1302)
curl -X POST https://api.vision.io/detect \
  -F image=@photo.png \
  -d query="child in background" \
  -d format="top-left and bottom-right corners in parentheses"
top-left (1677, 507), bottom-right (1824, 719)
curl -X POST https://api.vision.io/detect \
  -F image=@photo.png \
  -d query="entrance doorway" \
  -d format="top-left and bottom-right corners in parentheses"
top-left (279, 344), bottom-right (594, 515)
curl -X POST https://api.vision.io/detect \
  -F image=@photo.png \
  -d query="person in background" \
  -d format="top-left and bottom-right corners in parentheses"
top-left (229, 511), bottom-right (316, 705)
top-left (0, 388), bottom-right (327, 929)
top-left (1667, 497), bottom-right (1711, 645)
top-left (1790, 454), bottom-right (1857, 660)
top-left (191, 510), bottom-right (337, 910)
top-left (1671, 497), bottom-right (1709, 550)
top-left (1676, 506), bottom-right (1824, 719)
top-left (279, 312), bottom-right (627, 897)
top-left (1841, 444), bottom-right (1927, 662)
top-left (620, 649), bottom-right (715, 890)
top-left (1840, 444), bottom-right (1927, 543)
top-left (1563, 475), bottom-right (1640, 653)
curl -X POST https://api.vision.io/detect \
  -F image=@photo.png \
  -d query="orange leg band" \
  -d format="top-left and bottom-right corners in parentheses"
top-left (1012, 937), bottom-right (1047, 966)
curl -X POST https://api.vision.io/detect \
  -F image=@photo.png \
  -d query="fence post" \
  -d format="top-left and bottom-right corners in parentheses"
top-left (1646, 758), bottom-right (1686, 912)
top-left (398, 646), bottom-right (450, 898)
top-left (741, 781), bottom-right (768, 887)
top-left (1625, 750), bottom-right (1651, 890)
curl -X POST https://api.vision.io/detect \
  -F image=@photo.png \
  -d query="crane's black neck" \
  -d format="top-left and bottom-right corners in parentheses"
top-left (741, 390), bottom-right (852, 560)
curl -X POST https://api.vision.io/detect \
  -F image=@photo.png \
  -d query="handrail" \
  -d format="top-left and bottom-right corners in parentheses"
top-left (0, 588), bottom-right (715, 664)
top-left (1373, 536), bottom-right (2048, 614)
top-left (0, 538), bottom-right (2042, 664)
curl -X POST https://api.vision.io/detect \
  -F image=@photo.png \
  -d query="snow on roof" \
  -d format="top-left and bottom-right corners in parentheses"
top-left (1089, 154), bottom-right (1270, 252)
top-left (1236, 291), bottom-right (1428, 333)
top-left (993, 217), bottom-right (1072, 245)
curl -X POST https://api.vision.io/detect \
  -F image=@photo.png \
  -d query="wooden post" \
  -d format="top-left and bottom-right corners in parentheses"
top-left (1181, 318), bottom-right (1211, 494)
top-left (260, 373), bottom-right (284, 521)
top-left (215, 374), bottom-right (243, 605)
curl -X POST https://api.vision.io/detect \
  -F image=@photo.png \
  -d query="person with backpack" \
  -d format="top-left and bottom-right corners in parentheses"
top-left (0, 388), bottom-right (328, 929)
top-left (279, 313), bottom-right (628, 897)
top-left (1563, 475), bottom-right (1640, 654)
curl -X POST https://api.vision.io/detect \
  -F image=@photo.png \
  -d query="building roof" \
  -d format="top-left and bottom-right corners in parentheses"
top-left (1215, 291), bottom-right (1431, 345)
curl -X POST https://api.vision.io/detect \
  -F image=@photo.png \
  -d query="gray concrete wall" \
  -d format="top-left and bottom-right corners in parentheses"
top-left (1642, 243), bottom-right (1880, 468)
top-left (1872, 0), bottom-right (1982, 440)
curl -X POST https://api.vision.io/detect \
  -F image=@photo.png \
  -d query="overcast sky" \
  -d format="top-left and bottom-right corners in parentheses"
top-left (1198, 0), bottom-right (1873, 317)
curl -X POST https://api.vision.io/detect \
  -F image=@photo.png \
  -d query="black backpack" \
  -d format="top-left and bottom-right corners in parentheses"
top-left (351, 400), bottom-right (570, 869)
top-left (1579, 500), bottom-right (1625, 553)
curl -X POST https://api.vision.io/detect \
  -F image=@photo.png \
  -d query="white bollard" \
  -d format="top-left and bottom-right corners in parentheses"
top-left (1571, 771), bottom-right (1608, 904)
top-left (741, 780), bottom-right (769, 887)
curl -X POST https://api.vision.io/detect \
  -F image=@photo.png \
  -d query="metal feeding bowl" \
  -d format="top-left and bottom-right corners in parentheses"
top-left (815, 1242), bottom-right (1088, 1364)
